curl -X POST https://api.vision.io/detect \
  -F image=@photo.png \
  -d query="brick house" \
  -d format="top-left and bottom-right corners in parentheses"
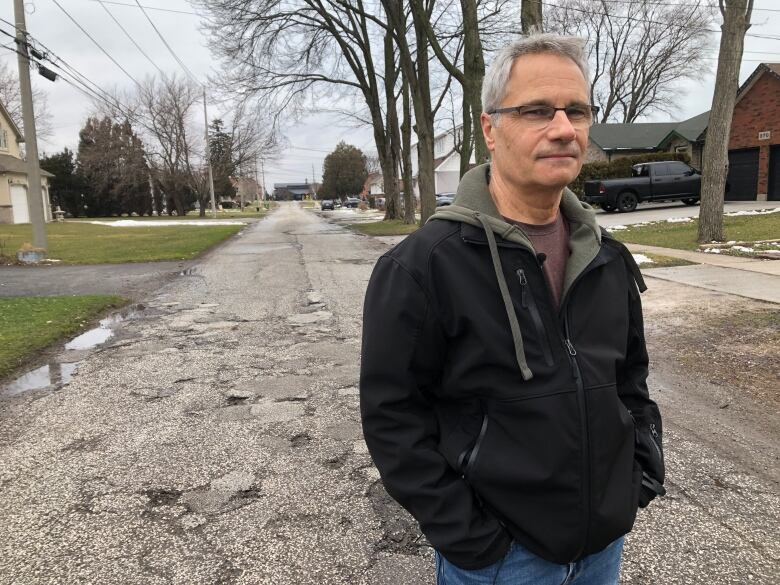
top-left (727, 63), bottom-right (780, 201)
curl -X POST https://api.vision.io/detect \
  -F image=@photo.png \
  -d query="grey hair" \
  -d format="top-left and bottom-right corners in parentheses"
top-left (482, 34), bottom-right (590, 123)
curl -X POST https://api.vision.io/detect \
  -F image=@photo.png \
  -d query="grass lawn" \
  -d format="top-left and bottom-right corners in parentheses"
top-left (615, 213), bottom-right (780, 250)
top-left (0, 295), bottom-right (126, 378)
top-left (350, 219), bottom-right (420, 236)
top-left (0, 221), bottom-right (244, 264)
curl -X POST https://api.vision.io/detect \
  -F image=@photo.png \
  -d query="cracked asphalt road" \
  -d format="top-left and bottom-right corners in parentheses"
top-left (0, 202), bottom-right (777, 584)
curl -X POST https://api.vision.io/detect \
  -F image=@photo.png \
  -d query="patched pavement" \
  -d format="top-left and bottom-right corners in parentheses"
top-left (0, 202), bottom-right (777, 583)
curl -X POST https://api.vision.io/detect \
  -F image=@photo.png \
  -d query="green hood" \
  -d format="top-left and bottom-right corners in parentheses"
top-left (427, 163), bottom-right (603, 381)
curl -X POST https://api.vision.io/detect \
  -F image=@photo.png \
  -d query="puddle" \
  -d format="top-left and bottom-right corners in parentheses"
top-left (2, 362), bottom-right (80, 397)
top-left (64, 312), bottom-right (131, 351)
top-left (2, 307), bottom-right (141, 398)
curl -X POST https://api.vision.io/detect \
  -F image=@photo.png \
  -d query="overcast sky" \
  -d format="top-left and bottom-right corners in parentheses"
top-left (0, 0), bottom-right (778, 192)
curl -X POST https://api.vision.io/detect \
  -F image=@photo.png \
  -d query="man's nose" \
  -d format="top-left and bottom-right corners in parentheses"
top-left (546, 110), bottom-right (577, 141)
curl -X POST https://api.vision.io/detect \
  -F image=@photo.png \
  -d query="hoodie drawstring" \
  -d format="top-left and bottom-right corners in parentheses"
top-left (475, 213), bottom-right (534, 381)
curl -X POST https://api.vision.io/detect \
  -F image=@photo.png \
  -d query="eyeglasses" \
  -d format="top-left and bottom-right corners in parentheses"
top-left (487, 104), bottom-right (600, 128)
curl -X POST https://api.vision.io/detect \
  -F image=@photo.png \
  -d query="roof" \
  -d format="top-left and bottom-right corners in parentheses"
top-left (590, 111), bottom-right (710, 152)
top-left (671, 111), bottom-right (709, 142)
top-left (0, 153), bottom-right (54, 177)
top-left (589, 122), bottom-right (677, 150)
top-left (735, 62), bottom-right (780, 106)
top-left (0, 100), bottom-right (24, 142)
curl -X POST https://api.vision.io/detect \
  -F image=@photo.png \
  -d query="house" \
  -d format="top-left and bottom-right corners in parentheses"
top-left (587, 111), bottom-right (709, 168)
top-left (410, 125), bottom-right (476, 196)
top-left (362, 172), bottom-right (384, 197)
top-left (230, 175), bottom-right (261, 206)
top-left (727, 62), bottom-right (780, 201)
top-left (0, 100), bottom-right (54, 224)
top-left (272, 180), bottom-right (319, 201)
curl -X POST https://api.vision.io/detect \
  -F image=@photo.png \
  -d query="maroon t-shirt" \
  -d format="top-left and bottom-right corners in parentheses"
top-left (504, 212), bottom-right (570, 309)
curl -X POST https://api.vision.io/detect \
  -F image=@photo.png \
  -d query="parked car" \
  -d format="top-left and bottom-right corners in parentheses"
top-left (583, 161), bottom-right (701, 213)
top-left (344, 196), bottom-right (361, 208)
top-left (320, 199), bottom-right (334, 211)
top-left (436, 193), bottom-right (456, 207)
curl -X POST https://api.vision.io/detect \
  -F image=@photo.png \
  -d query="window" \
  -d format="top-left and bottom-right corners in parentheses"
top-left (0, 129), bottom-right (7, 149)
top-left (668, 162), bottom-right (691, 175)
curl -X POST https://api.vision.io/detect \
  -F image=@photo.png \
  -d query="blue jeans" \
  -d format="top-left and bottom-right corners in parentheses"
top-left (435, 537), bottom-right (624, 585)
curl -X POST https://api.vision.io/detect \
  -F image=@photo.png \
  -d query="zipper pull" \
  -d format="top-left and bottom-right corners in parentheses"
top-left (516, 269), bottom-right (528, 307)
top-left (565, 339), bottom-right (577, 356)
top-left (650, 423), bottom-right (659, 439)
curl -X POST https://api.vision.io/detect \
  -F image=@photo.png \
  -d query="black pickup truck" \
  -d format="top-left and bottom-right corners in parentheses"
top-left (583, 161), bottom-right (701, 213)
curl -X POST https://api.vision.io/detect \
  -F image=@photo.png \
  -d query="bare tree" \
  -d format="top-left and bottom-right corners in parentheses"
top-left (546, 0), bottom-right (713, 123)
top-left (698, 0), bottom-right (754, 243)
top-left (134, 75), bottom-right (203, 216)
top-left (198, 0), bottom-right (408, 221)
top-left (0, 60), bottom-right (54, 144)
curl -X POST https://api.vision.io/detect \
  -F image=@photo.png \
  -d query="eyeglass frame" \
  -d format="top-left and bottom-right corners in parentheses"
top-left (487, 103), bottom-right (600, 127)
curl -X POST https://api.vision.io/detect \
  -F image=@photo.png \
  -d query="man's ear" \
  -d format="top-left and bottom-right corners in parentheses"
top-left (480, 112), bottom-right (496, 152)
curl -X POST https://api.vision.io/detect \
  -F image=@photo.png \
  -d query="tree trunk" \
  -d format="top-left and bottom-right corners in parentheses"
top-left (698, 0), bottom-right (752, 243)
top-left (459, 99), bottom-right (473, 178)
top-left (400, 0), bottom-right (436, 224)
top-left (521, 0), bottom-right (543, 35)
top-left (401, 75), bottom-right (416, 224)
top-left (383, 28), bottom-right (402, 221)
top-left (462, 0), bottom-right (488, 166)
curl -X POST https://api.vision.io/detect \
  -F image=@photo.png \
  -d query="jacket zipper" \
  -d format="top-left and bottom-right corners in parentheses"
top-left (516, 269), bottom-right (554, 367)
top-left (649, 423), bottom-right (663, 462)
top-left (564, 313), bottom-right (590, 560)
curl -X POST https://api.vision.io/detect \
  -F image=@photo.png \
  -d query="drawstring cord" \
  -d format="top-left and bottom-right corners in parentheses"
top-left (475, 213), bottom-right (534, 381)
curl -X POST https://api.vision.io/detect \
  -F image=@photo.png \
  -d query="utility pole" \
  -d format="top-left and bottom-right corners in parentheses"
top-left (202, 87), bottom-right (217, 219)
top-left (260, 158), bottom-right (267, 207)
top-left (311, 164), bottom-right (317, 200)
top-left (521, 0), bottom-right (543, 35)
top-left (14, 0), bottom-right (47, 250)
top-left (698, 0), bottom-right (754, 243)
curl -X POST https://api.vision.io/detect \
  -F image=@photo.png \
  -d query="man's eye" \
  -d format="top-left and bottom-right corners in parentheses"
top-left (520, 107), bottom-right (550, 118)
top-left (566, 107), bottom-right (589, 119)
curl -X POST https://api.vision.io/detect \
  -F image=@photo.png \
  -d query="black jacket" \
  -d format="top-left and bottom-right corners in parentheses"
top-left (360, 164), bottom-right (665, 569)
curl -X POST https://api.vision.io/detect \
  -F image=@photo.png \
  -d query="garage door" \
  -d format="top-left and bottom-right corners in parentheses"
top-left (10, 184), bottom-right (29, 224)
top-left (726, 148), bottom-right (759, 201)
top-left (769, 145), bottom-right (780, 201)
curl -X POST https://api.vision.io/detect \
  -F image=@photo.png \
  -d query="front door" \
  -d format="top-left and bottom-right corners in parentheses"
top-left (10, 184), bottom-right (29, 224)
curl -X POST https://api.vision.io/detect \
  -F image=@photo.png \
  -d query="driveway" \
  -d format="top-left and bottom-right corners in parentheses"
top-left (0, 261), bottom-right (191, 299)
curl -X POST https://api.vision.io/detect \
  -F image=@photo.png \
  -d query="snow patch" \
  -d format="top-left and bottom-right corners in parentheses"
top-left (723, 207), bottom-right (780, 217)
top-left (703, 248), bottom-right (722, 254)
top-left (632, 254), bottom-right (655, 265)
top-left (666, 217), bottom-right (693, 223)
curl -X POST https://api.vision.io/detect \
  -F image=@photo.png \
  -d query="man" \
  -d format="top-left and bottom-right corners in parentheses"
top-left (360, 34), bottom-right (665, 584)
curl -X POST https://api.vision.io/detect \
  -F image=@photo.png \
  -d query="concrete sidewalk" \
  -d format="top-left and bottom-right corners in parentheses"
top-left (627, 243), bottom-right (780, 304)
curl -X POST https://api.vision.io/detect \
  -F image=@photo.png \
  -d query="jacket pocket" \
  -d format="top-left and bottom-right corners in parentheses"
top-left (459, 414), bottom-right (489, 476)
top-left (516, 269), bottom-right (554, 367)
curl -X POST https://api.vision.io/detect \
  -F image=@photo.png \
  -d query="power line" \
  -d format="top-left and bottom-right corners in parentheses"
top-left (85, 0), bottom-right (200, 16)
top-left (590, 0), bottom-right (780, 14)
top-left (543, 1), bottom-right (780, 41)
top-left (133, 0), bottom-right (199, 83)
top-left (0, 24), bottom-right (143, 126)
top-left (0, 16), bottom-right (143, 117)
top-left (97, 0), bottom-right (164, 76)
top-left (50, 0), bottom-right (143, 89)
